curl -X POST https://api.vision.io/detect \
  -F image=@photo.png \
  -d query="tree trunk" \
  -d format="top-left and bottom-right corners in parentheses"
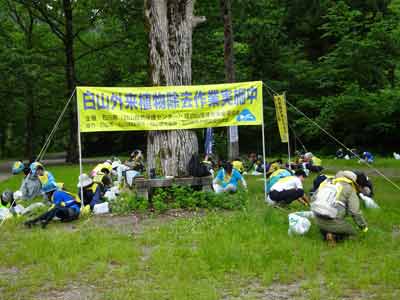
top-left (145, 0), bottom-right (204, 177)
top-left (220, 0), bottom-right (239, 160)
top-left (63, 0), bottom-right (78, 163)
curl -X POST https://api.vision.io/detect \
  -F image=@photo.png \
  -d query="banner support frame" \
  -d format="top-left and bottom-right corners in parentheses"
top-left (261, 112), bottom-right (267, 203)
top-left (76, 89), bottom-right (84, 207)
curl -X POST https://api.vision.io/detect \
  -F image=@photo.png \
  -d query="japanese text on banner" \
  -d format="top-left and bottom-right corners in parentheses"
top-left (77, 81), bottom-right (263, 132)
top-left (273, 94), bottom-right (289, 143)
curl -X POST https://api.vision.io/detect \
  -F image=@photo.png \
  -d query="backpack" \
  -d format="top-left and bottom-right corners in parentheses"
top-left (310, 179), bottom-right (346, 218)
top-left (188, 155), bottom-right (210, 177)
top-left (266, 169), bottom-right (292, 193)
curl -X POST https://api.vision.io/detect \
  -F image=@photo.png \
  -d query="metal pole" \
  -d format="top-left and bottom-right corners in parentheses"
top-left (285, 93), bottom-right (291, 170)
top-left (261, 121), bottom-right (267, 202)
top-left (76, 89), bottom-right (84, 207)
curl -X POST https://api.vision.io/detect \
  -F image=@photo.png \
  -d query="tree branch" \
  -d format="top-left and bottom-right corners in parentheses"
top-left (75, 37), bottom-right (130, 61)
top-left (193, 15), bottom-right (206, 28)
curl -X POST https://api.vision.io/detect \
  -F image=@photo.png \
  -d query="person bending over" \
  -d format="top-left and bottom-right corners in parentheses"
top-left (268, 169), bottom-right (308, 205)
top-left (24, 182), bottom-right (80, 228)
top-left (311, 171), bottom-right (368, 244)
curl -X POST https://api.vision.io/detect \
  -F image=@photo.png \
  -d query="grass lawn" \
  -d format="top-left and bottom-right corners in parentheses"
top-left (0, 159), bottom-right (399, 299)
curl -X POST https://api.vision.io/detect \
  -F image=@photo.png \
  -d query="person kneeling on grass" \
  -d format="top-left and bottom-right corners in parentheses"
top-left (77, 173), bottom-right (108, 211)
top-left (213, 162), bottom-right (247, 193)
top-left (267, 169), bottom-right (309, 206)
top-left (24, 181), bottom-right (80, 228)
top-left (311, 171), bottom-right (368, 244)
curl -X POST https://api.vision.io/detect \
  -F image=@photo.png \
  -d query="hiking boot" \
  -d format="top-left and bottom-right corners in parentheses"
top-left (326, 232), bottom-right (336, 246)
top-left (40, 220), bottom-right (49, 229)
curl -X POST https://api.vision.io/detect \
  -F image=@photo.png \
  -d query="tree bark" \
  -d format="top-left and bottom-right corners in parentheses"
top-left (145, 0), bottom-right (204, 177)
top-left (63, 0), bottom-right (78, 163)
top-left (220, 0), bottom-right (239, 159)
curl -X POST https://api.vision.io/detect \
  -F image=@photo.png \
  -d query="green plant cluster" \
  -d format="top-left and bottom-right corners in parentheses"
top-left (109, 192), bottom-right (149, 215)
top-left (152, 185), bottom-right (248, 213)
top-left (109, 185), bottom-right (248, 214)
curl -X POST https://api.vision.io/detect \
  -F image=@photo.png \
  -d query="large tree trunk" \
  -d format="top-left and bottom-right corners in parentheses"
top-left (145, 0), bottom-right (204, 177)
top-left (63, 0), bottom-right (78, 163)
top-left (220, 0), bottom-right (239, 160)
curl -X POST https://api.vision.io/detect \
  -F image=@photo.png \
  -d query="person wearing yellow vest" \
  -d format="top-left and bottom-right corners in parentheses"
top-left (77, 173), bottom-right (105, 210)
top-left (312, 171), bottom-right (368, 243)
top-left (267, 169), bottom-right (308, 205)
top-left (90, 161), bottom-right (112, 177)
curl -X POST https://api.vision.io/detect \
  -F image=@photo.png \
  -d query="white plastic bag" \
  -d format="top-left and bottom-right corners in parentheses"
top-left (13, 190), bottom-right (23, 200)
top-left (294, 211), bottom-right (315, 219)
top-left (0, 208), bottom-right (12, 221)
top-left (22, 202), bottom-right (46, 215)
top-left (125, 170), bottom-right (140, 186)
top-left (104, 186), bottom-right (119, 201)
top-left (288, 213), bottom-right (311, 235)
top-left (359, 193), bottom-right (379, 209)
top-left (12, 204), bottom-right (25, 215)
top-left (93, 202), bottom-right (110, 215)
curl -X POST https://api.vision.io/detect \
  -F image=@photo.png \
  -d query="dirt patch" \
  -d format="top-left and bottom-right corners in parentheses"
top-left (89, 209), bottom-right (207, 236)
top-left (222, 280), bottom-right (307, 300)
top-left (37, 284), bottom-right (97, 300)
top-left (0, 266), bottom-right (20, 281)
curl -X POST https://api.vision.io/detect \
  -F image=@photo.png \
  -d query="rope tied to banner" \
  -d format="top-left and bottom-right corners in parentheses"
top-left (36, 89), bottom-right (76, 162)
top-left (262, 82), bottom-right (400, 192)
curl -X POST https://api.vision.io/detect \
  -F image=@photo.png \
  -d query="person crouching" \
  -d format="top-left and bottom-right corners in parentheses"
top-left (24, 182), bottom-right (80, 228)
top-left (311, 171), bottom-right (368, 244)
top-left (213, 162), bottom-right (247, 193)
top-left (77, 173), bottom-right (105, 211)
top-left (268, 169), bottom-right (308, 205)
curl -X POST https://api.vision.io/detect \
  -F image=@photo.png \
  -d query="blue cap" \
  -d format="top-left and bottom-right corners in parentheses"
top-left (12, 161), bottom-right (25, 175)
top-left (41, 181), bottom-right (58, 193)
top-left (30, 162), bottom-right (44, 175)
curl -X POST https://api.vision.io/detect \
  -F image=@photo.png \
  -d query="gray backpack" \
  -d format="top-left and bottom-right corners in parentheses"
top-left (311, 179), bottom-right (346, 218)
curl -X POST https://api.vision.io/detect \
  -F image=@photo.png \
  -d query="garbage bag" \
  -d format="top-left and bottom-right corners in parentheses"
top-left (288, 213), bottom-right (311, 236)
top-left (359, 193), bottom-right (379, 209)
top-left (293, 211), bottom-right (315, 219)
top-left (0, 208), bottom-right (12, 221)
top-left (21, 202), bottom-right (46, 215)
top-left (93, 202), bottom-right (109, 215)
top-left (104, 186), bottom-right (119, 201)
top-left (11, 204), bottom-right (25, 215)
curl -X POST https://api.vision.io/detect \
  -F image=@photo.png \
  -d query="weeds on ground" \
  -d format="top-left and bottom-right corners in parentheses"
top-left (110, 185), bottom-right (248, 214)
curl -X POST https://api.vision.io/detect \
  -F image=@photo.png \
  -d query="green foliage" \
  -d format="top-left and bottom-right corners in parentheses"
top-left (109, 192), bottom-right (149, 214)
top-left (152, 185), bottom-right (248, 212)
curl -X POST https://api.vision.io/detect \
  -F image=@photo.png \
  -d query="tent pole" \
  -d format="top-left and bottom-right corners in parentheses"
top-left (261, 118), bottom-right (267, 202)
top-left (76, 89), bottom-right (84, 207)
top-left (285, 92), bottom-right (291, 170)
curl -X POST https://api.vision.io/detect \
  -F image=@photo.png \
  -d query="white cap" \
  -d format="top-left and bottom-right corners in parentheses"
top-left (77, 173), bottom-right (93, 188)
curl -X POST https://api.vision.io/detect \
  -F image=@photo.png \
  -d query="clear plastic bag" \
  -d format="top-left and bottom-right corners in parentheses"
top-left (288, 213), bottom-right (311, 235)
top-left (359, 193), bottom-right (379, 209)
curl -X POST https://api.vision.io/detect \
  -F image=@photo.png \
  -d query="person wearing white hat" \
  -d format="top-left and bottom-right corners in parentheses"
top-left (312, 170), bottom-right (368, 244)
top-left (77, 173), bottom-right (104, 210)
